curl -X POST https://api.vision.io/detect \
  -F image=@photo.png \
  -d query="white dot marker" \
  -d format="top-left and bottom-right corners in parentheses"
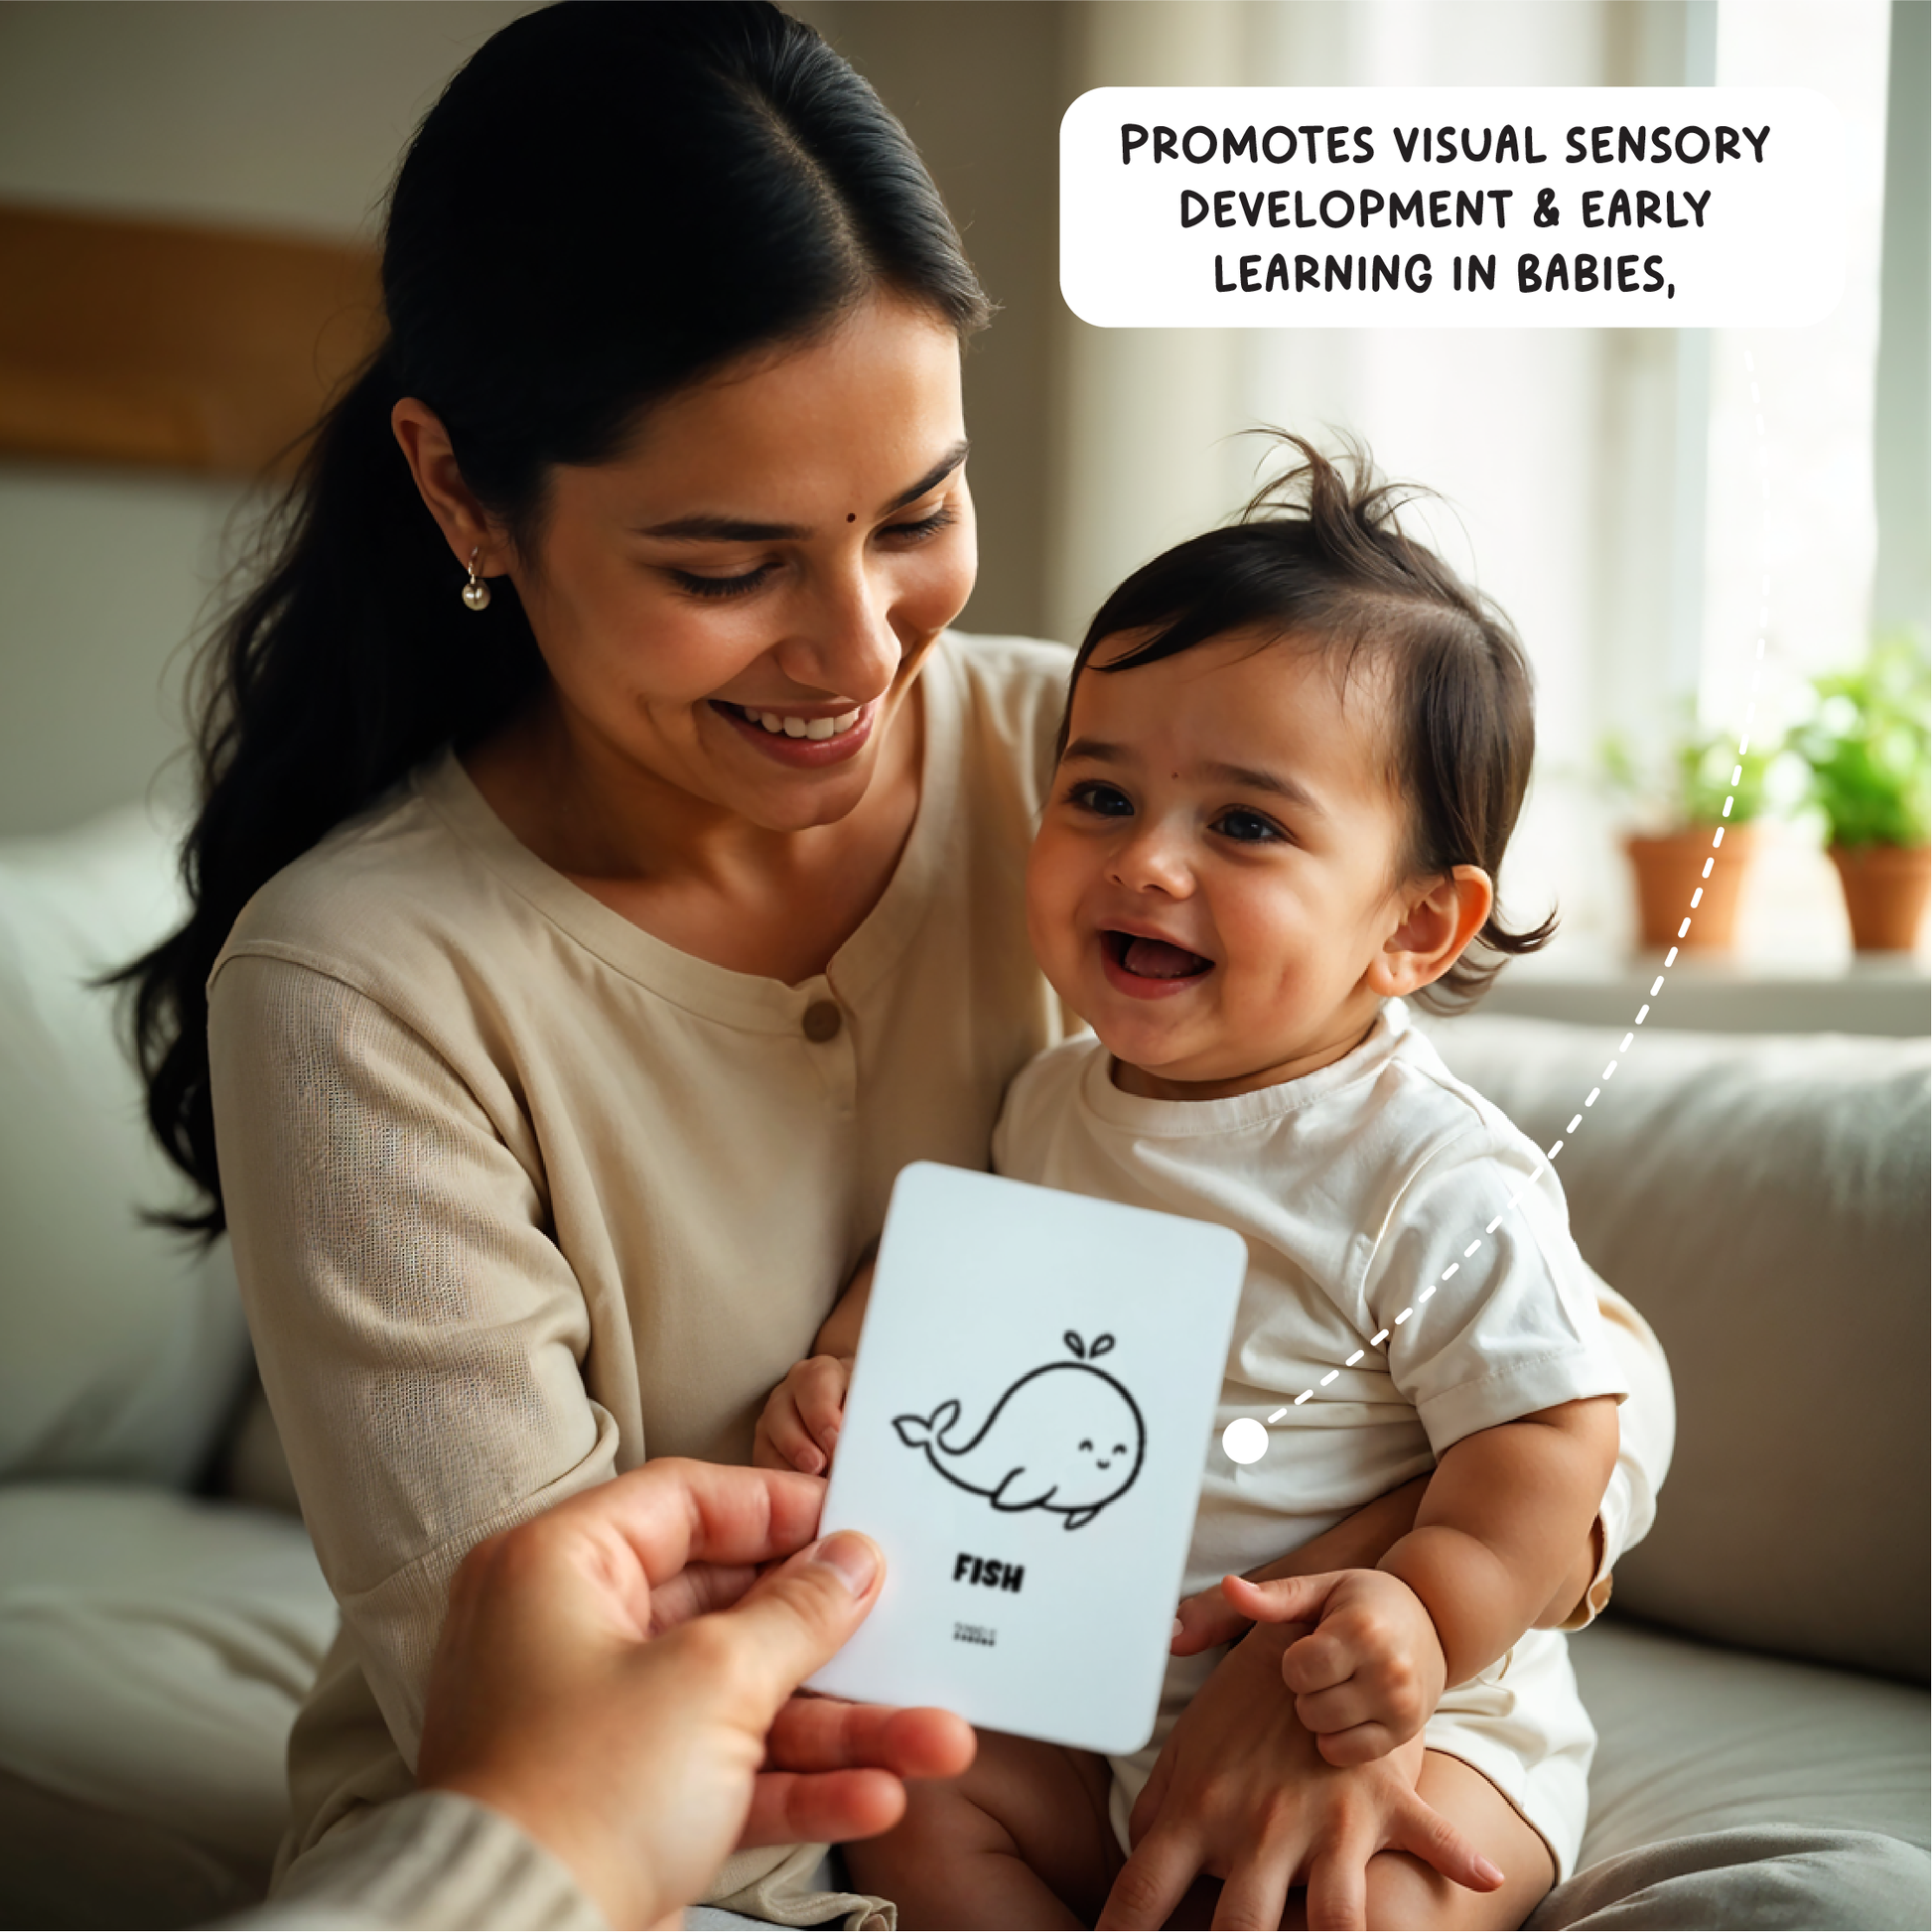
top-left (1222, 1417), bottom-right (1269, 1464)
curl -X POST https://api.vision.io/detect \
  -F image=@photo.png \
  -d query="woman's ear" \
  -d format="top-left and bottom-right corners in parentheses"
top-left (1366, 865), bottom-right (1493, 998)
top-left (391, 398), bottom-right (508, 574)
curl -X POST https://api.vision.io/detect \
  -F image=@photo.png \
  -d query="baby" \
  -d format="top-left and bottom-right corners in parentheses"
top-left (758, 443), bottom-right (1625, 1930)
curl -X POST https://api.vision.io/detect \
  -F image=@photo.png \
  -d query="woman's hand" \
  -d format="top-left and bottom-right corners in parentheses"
top-left (753, 1353), bottom-right (853, 1474)
top-left (1220, 1570), bottom-right (1448, 1767)
top-left (1099, 1617), bottom-right (1501, 1932)
top-left (417, 1457), bottom-right (974, 1930)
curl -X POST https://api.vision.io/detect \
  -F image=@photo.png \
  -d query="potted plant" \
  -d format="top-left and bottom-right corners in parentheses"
top-left (1602, 723), bottom-right (1769, 951)
top-left (1787, 636), bottom-right (1931, 952)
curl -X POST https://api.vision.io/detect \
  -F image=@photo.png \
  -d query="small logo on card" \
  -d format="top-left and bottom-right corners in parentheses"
top-left (892, 1332), bottom-right (1147, 1530)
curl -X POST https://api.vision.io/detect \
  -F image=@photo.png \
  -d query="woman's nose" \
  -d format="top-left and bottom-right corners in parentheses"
top-left (777, 554), bottom-right (902, 701)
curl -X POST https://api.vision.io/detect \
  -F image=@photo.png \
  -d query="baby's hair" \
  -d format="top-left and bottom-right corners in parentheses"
top-left (1058, 434), bottom-right (1556, 1011)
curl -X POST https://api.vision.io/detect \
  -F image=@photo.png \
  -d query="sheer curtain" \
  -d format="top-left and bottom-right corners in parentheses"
top-left (1047, 0), bottom-right (1894, 965)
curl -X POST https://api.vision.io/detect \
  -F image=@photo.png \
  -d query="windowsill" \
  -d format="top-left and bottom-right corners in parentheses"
top-left (1479, 948), bottom-right (1931, 1037)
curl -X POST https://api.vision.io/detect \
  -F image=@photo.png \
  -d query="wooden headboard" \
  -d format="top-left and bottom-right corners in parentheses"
top-left (0, 202), bottom-right (381, 477)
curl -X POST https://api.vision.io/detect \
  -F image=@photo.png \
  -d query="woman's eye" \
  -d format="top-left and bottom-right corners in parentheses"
top-left (670, 565), bottom-right (773, 600)
top-left (880, 504), bottom-right (958, 545)
top-left (1214, 808), bottom-right (1284, 845)
top-left (1067, 780), bottom-right (1133, 817)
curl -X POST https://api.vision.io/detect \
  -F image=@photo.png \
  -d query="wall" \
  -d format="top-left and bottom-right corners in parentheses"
top-left (0, 2), bottom-right (534, 835)
top-left (794, 1), bottom-right (1069, 645)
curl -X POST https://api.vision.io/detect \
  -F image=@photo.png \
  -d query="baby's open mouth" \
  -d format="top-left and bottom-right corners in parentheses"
top-left (1105, 931), bottom-right (1213, 980)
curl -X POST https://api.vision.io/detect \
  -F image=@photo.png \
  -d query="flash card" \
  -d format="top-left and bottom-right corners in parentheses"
top-left (807, 1162), bottom-right (1245, 1755)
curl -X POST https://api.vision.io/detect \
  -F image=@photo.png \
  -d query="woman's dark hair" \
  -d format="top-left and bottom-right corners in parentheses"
top-left (121, 0), bottom-right (990, 1236)
top-left (1059, 436), bottom-right (1556, 1012)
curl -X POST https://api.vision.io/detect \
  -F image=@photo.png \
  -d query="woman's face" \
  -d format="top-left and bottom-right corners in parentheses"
top-left (504, 293), bottom-right (976, 833)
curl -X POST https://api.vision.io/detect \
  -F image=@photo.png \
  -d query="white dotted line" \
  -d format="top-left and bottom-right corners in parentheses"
top-left (1231, 349), bottom-right (1767, 1452)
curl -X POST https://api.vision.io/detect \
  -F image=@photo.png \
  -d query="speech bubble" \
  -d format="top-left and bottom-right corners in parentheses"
top-left (1061, 86), bottom-right (1845, 329)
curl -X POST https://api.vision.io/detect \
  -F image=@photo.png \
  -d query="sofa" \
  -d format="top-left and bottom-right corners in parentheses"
top-left (2, 800), bottom-right (1927, 1930)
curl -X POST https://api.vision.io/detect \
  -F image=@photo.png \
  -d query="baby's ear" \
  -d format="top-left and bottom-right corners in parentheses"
top-left (1368, 866), bottom-right (1492, 998)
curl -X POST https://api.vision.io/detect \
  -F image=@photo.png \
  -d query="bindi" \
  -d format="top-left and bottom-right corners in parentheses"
top-left (847, 512), bottom-right (857, 522)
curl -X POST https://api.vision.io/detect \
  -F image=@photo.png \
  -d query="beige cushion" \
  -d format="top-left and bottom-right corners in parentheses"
top-left (0, 1484), bottom-right (337, 1881)
top-left (1531, 1618), bottom-right (1930, 1927)
top-left (1569, 1619), bottom-right (1928, 1860)
top-left (1427, 1015), bottom-right (1930, 1682)
top-left (0, 804), bottom-right (250, 1485)
top-left (0, 1766), bottom-right (260, 1931)
top-left (1535, 1828), bottom-right (1932, 1929)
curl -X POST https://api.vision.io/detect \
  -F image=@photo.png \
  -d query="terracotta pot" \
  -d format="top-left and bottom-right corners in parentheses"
top-left (1829, 843), bottom-right (1931, 951)
top-left (1624, 826), bottom-right (1754, 951)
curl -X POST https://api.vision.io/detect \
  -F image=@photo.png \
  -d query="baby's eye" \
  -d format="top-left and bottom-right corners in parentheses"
top-left (1067, 780), bottom-right (1133, 818)
top-left (1213, 807), bottom-right (1285, 845)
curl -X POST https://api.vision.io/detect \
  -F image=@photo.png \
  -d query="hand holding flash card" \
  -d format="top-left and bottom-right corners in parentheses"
top-left (808, 1163), bottom-right (1244, 1755)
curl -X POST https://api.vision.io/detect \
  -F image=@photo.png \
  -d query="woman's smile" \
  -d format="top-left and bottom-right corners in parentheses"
top-left (709, 697), bottom-right (878, 766)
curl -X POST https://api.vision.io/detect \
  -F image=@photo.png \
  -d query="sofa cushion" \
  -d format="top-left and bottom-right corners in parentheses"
top-left (1531, 1618), bottom-right (1930, 1928)
top-left (0, 804), bottom-right (251, 1485)
top-left (1427, 1015), bottom-right (1930, 1682)
top-left (0, 1767), bottom-right (259, 1932)
top-left (0, 1483), bottom-right (337, 1881)
top-left (1567, 1619), bottom-right (1928, 1861)
top-left (1534, 1827), bottom-right (1932, 1930)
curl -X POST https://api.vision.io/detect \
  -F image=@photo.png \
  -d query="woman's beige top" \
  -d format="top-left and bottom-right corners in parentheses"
top-left (208, 632), bottom-right (1074, 1917)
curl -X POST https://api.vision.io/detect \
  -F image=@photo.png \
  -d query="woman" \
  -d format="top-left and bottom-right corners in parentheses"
top-left (125, 6), bottom-right (1668, 1925)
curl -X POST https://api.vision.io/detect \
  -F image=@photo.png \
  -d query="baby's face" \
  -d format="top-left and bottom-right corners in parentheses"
top-left (1028, 631), bottom-right (1418, 1100)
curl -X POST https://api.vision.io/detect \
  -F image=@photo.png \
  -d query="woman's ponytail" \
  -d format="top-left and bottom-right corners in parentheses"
top-left (122, 354), bottom-right (544, 1235)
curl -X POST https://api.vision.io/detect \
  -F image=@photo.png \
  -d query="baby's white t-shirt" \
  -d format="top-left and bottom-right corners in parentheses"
top-left (991, 999), bottom-right (1628, 1871)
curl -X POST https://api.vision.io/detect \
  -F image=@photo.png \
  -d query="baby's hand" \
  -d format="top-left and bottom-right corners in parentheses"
top-left (1219, 1569), bottom-right (1447, 1766)
top-left (752, 1355), bottom-right (852, 1476)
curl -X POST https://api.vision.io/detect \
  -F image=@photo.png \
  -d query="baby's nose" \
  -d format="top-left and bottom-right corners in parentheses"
top-left (1108, 823), bottom-right (1193, 896)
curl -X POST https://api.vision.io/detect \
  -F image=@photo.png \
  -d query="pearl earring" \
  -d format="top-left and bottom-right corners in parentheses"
top-left (462, 548), bottom-right (491, 612)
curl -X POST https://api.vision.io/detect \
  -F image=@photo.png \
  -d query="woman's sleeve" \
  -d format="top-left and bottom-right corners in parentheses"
top-left (208, 952), bottom-right (620, 1764)
top-left (1559, 1265), bottom-right (1677, 1629)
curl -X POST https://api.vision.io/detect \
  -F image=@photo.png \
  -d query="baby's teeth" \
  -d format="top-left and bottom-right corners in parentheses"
top-left (782, 716), bottom-right (809, 738)
top-left (804, 717), bottom-right (837, 741)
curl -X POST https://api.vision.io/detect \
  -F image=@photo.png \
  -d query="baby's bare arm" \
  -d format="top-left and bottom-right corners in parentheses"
top-left (1378, 1396), bottom-right (1619, 1687)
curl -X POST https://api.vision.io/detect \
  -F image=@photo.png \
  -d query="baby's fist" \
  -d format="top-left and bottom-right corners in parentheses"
top-left (1219, 1568), bottom-right (1447, 1765)
top-left (752, 1354), bottom-right (852, 1476)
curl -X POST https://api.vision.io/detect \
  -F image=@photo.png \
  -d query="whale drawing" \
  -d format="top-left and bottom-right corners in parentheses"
top-left (892, 1332), bottom-right (1147, 1530)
